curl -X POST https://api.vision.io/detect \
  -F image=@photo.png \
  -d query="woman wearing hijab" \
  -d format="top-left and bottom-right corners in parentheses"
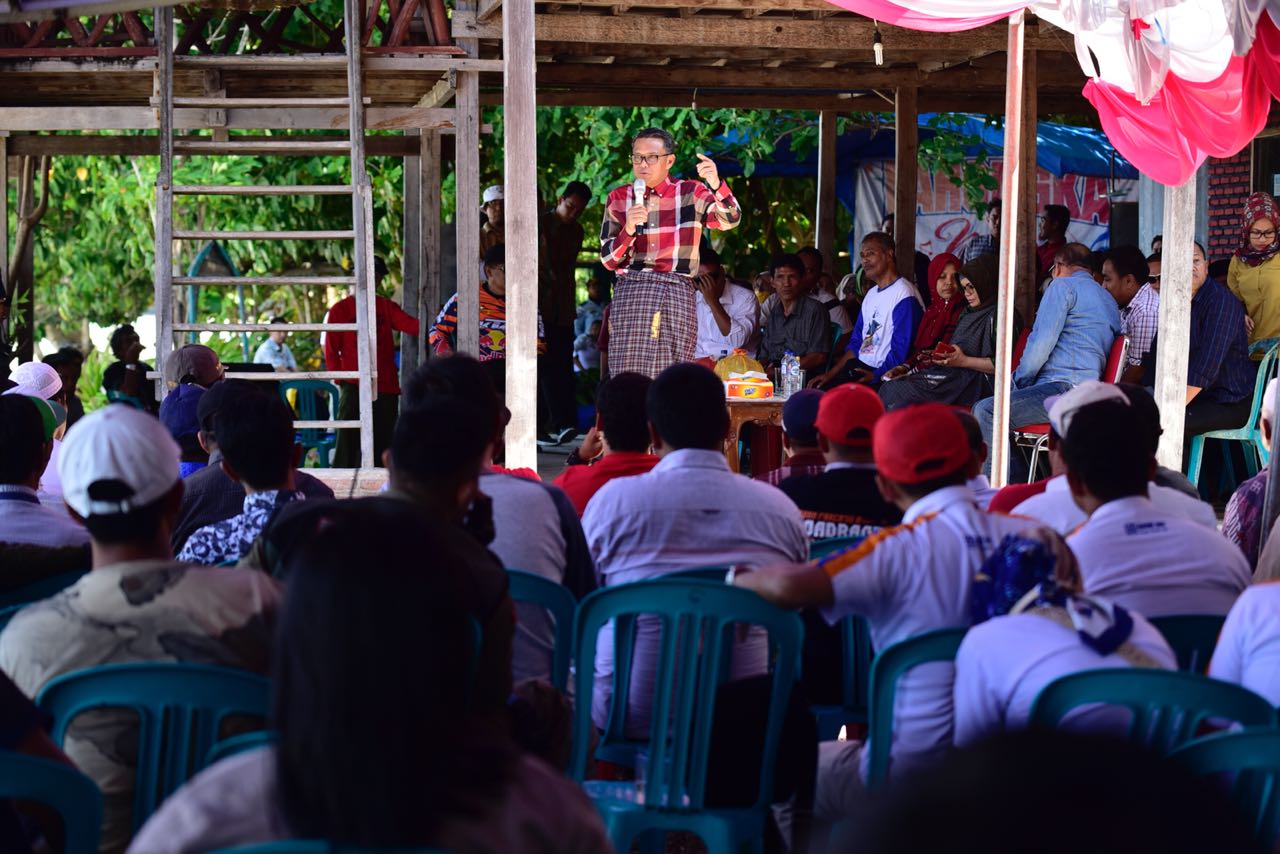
top-left (1227, 191), bottom-right (1280, 356)
top-left (882, 252), bottom-right (965, 379)
top-left (879, 254), bottom-right (1017, 410)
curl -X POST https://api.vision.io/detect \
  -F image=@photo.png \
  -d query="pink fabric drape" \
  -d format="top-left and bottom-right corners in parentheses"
top-left (820, 0), bottom-right (1017, 31)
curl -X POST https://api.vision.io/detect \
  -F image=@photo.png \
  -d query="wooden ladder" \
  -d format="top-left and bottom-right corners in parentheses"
top-left (151, 0), bottom-right (378, 468)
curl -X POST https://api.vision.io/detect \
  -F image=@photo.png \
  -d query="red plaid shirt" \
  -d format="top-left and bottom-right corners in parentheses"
top-left (599, 175), bottom-right (741, 276)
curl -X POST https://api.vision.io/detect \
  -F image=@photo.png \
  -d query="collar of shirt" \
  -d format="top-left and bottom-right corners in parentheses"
top-left (0, 484), bottom-right (39, 503)
top-left (649, 176), bottom-right (677, 199)
top-left (96, 558), bottom-right (188, 578)
top-left (242, 489), bottom-right (284, 515)
top-left (653, 447), bottom-right (731, 475)
top-left (1045, 474), bottom-right (1069, 493)
top-left (903, 484), bottom-right (977, 524)
top-left (1085, 495), bottom-right (1155, 525)
top-left (825, 461), bottom-right (876, 472)
top-left (967, 474), bottom-right (992, 492)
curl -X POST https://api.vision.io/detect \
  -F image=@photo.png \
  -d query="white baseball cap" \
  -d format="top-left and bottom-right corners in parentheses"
top-left (59, 405), bottom-right (180, 518)
top-left (1045, 380), bottom-right (1129, 438)
top-left (3, 361), bottom-right (62, 400)
top-left (482, 185), bottom-right (504, 205)
top-left (1264, 378), bottom-right (1278, 427)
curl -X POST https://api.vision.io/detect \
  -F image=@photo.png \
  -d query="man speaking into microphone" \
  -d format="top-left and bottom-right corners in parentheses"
top-left (599, 127), bottom-right (742, 378)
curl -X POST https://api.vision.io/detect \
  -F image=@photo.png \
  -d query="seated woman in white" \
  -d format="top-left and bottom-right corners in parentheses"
top-left (1209, 582), bottom-right (1280, 706)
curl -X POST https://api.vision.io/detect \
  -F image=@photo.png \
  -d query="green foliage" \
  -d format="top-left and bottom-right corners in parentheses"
top-left (918, 114), bottom-right (1001, 213)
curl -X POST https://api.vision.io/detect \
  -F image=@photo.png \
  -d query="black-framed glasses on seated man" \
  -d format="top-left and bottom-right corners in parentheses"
top-left (631, 153), bottom-right (672, 166)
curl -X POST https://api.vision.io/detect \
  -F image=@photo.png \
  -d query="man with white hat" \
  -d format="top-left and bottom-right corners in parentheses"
top-left (0, 404), bottom-right (281, 853)
top-left (1010, 381), bottom-right (1217, 533)
top-left (3, 360), bottom-right (66, 502)
top-left (481, 184), bottom-right (505, 260)
top-left (0, 394), bottom-right (86, 548)
top-left (1223, 377), bottom-right (1279, 568)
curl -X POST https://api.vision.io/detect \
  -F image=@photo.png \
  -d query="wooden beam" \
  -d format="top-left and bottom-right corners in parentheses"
top-left (553, 0), bottom-right (837, 10)
top-left (0, 55), bottom-right (502, 73)
top-left (482, 89), bottom-right (868, 109)
top-left (401, 132), bottom-right (422, 387)
top-left (533, 61), bottom-right (925, 90)
top-left (504, 0), bottom-right (538, 469)
top-left (420, 129), bottom-right (442, 352)
top-left (454, 0), bottom-right (481, 357)
top-left (815, 109), bottom-right (836, 265)
top-left (415, 75), bottom-right (455, 108)
top-left (893, 86), bottom-right (917, 284)
top-left (6, 134), bottom-right (429, 156)
top-left (0, 105), bottom-right (461, 131)
top-left (1155, 178), bottom-right (1196, 470)
top-left (478, 0), bottom-right (502, 21)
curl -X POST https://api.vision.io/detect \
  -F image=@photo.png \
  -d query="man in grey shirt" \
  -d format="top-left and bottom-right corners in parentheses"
top-left (757, 253), bottom-right (831, 375)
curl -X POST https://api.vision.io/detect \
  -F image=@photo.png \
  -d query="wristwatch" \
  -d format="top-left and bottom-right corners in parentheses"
top-left (725, 565), bottom-right (745, 585)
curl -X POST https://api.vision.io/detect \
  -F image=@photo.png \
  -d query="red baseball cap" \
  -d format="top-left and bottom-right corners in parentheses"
top-left (873, 403), bottom-right (972, 485)
top-left (814, 384), bottom-right (884, 448)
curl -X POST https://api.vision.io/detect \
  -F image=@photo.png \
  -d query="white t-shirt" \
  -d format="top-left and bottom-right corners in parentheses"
top-left (694, 283), bottom-right (759, 360)
top-left (810, 288), bottom-right (854, 335)
top-left (818, 484), bottom-right (1035, 780)
top-left (852, 276), bottom-right (923, 371)
top-left (954, 609), bottom-right (1176, 746)
top-left (1209, 582), bottom-right (1280, 705)
top-left (1068, 496), bottom-right (1250, 618)
top-left (1012, 474), bottom-right (1217, 534)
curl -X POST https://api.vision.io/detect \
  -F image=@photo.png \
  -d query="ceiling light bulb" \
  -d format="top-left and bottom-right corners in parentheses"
top-left (873, 28), bottom-right (884, 66)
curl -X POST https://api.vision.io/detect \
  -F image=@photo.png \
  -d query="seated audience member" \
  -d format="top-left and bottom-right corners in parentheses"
top-left (178, 392), bottom-right (305, 566)
top-left (583, 363), bottom-right (808, 733)
top-left (171, 380), bottom-right (332, 553)
top-left (761, 388), bottom-right (827, 486)
top-left (575, 275), bottom-right (608, 338)
top-left (961, 198), bottom-right (1000, 264)
top-left (573, 319), bottom-right (602, 373)
top-left (756, 254), bottom-right (831, 375)
top-left (734, 404), bottom-right (1041, 814)
top-left (101, 323), bottom-right (158, 413)
top-left (954, 410), bottom-right (997, 508)
top-left (974, 243), bottom-right (1121, 480)
top-left (879, 213), bottom-right (932, 297)
top-left (0, 405), bottom-right (281, 854)
top-left (43, 346), bottom-right (85, 427)
top-left (1036, 203), bottom-right (1070, 284)
top-left (811, 232), bottom-right (923, 388)
top-left (1147, 252), bottom-right (1162, 288)
top-left (1226, 191), bottom-right (1280, 354)
top-left (128, 500), bottom-right (610, 854)
top-left (553, 372), bottom-right (658, 516)
top-left (953, 536), bottom-right (1175, 747)
top-left (402, 356), bottom-right (595, 683)
top-left (1209, 583), bottom-right (1280, 705)
top-left (1101, 245), bottom-right (1158, 383)
top-left (5, 361), bottom-right (67, 501)
top-left (160, 382), bottom-right (209, 477)
top-left (880, 255), bottom-right (1011, 410)
top-left (799, 247), bottom-right (853, 336)
top-left (778, 384), bottom-right (901, 543)
top-left (881, 253), bottom-right (963, 378)
top-left (0, 395), bottom-right (86, 548)
top-left (1012, 383), bottom-right (1216, 533)
top-left (1224, 379), bottom-right (1279, 567)
top-left (163, 343), bottom-right (224, 391)
top-left (1062, 400), bottom-right (1249, 617)
top-left (693, 247), bottom-right (758, 362)
top-left (1115, 383), bottom-right (1201, 499)
top-left (253, 317), bottom-right (298, 372)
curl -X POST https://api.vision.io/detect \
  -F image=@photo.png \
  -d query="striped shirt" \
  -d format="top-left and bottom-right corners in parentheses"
top-left (599, 175), bottom-right (741, 276)
top-left (1121, 283), bottom-right (1160, 367)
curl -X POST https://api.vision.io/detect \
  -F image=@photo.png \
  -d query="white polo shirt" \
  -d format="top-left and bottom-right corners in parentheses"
top-left (694, 283), bottom-right (759, 360)
top-left (954, 609), bottom-right (1176, 746)
top-left (1209, 582), bottom-right (1280, 705)
top-left (1068, 496), bottom-right (1250, 618)
top-left (818, 484), bottom-right (1034, 780)
top-left (1011, 474), bottom-right (1217, 534)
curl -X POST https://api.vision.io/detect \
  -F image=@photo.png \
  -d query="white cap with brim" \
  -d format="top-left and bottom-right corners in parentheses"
top-left (482, 185), bottom-right (504, 205)
top-left (1045, 380), bottom-right (1129, 439)
top-left (59, 405), bottom-right (180, 518)
top-left (3, 361), bottom-right (62, 401)
top-left (1265, 378), bottom-right (1278, 427)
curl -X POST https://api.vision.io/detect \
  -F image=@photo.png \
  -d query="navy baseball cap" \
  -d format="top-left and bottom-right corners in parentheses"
top-left (159, 383), bottom-right (205, 440)
top-left (781, 388), bottom-right (824, 446)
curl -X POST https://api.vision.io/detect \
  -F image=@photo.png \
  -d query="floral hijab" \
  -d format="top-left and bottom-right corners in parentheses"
top-left (1236, 191), bottom-right (1280, 268)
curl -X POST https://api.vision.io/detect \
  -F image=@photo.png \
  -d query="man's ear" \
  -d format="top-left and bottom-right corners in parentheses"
top-left (874, 473), bottom-right (899, 505)
top-left (648, 422), bottom-right (663, 453)
top-left (817, 434), bottom-right (831, 455)
top-left (197, 430), bottom-right (212, 455)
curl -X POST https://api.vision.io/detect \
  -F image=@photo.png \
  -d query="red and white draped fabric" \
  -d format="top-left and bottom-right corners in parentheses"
top-left (823, 0), bottom-right (1280, 186)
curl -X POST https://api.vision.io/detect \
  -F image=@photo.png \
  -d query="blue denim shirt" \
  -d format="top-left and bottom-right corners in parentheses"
top-left (1014, 270), bottom-right (1121, 389)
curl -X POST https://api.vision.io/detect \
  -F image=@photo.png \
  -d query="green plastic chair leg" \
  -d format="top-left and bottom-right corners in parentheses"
top-left (1187, 436), bottom-right (1206, 490)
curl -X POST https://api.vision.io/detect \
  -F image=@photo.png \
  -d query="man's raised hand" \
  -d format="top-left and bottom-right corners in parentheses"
top-left (695, 153), bottom-right (721, 191)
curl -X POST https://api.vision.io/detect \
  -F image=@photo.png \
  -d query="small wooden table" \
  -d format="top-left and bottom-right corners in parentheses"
top-left (725, 396), bottom-right (786, 474)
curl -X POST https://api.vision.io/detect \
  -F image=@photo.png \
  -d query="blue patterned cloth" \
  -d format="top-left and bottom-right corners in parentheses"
top-left (177, 489), bottom-right (303, 565)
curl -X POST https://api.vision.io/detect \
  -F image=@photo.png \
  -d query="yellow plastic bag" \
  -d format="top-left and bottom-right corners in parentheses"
top-left (713, 350), bottom-right (764, 381)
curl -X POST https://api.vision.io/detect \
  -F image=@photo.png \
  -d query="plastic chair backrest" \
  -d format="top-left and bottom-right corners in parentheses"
top-left (1247, 344), bottom-right (1280, 460)
top-left (36, 662), bottom-right (271, 831)
top-left (1150, 615), bottom-right (1226, 673)
top-left (0, 569), bottom-right (88, 609)
top-left (506, 569), bottom-right (577, 691)
top-left (210, 845), bottom-right (451, 853)
top-left (0, 750), bottom-right (103, 854)
top-left (106, 390), bottom-right (146, 410)
top-left (1029, 668), bottom-right (1276, 753)
top-left (204, 730), bottom-right (278, 768)
top-left (865, 627), bottom-right (967, 788)
top-left (1010, 328), bottom-right (1031, 372)
top-left (1103, 335), bottom-right (1130, 383)
top-left (810, 536), bottom-right (865, 560)
top-left (279, 380), bottom-right (340, 445)
top-left (1171, 727), bottom-right (1280, 844)
top-left (569, 579), bottom-right (802, 814)
top-left (668, 566), bottom-right (732, 582)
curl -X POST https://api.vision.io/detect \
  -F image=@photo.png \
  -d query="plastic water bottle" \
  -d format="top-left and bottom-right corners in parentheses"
top-left (782, 350), bottom-right (798, 396)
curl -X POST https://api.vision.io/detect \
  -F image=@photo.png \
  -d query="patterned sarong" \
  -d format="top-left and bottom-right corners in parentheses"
top-left (608, 270), bottom-right (697, 378)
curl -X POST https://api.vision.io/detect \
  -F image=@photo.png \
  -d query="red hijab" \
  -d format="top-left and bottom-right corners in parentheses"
top-left (910, 253), bottom-right (965, 367)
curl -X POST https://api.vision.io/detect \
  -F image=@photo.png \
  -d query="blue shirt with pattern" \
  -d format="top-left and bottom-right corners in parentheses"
top-left (177, 489), bottom-right (303, 565)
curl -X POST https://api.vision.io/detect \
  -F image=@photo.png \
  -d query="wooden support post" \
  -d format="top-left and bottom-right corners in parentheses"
top-left (815, 110), bottom-right (837, 265)
top-left (893, 87), bottom-right (918, 282)
top-left (454, 0), bottom-right (481, 356)
top-left (503, 0), bottom-right (538, 470)
top-left (1015, 48), bottom-right (1038, 327)
top-left (1154, 177), bottom-right (1196, 470)
top-left (401, 131), bottom-right (421, 387)
top-left (420, 129), bottom-right (443, 357)
top-left (344, 0), bottom-right (375, 469)
top-left (0, 134), bottom-right (7, 376)
top-left (990, 9), bottom-right (1026, 488)
top-left (154, 5), bottom-right (175, 403)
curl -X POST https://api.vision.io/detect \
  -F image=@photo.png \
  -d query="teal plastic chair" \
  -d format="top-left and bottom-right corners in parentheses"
top-left (812, 615), bottom-right (876, 741)
top-left (211, 845), bottom-right (450, 853)
top-left (205, 729), bottom-right (278, 768)
top-left (810, 536), bottom-right (865, 561)
top-left (506, 569), bottom-right (577, 691)
top-left (1029, 669), bottom-right (1276, 754)
top-left (865, 627), bottom-right (967, 788)
top-left (0, 750), bottom-right (103, 854)
top-left (569, 579), bottom-right (803, 854)
top-left (668, 566), bottom-right (732, 582)
top-left (1188, 342), bottom-right (1280, 489)
top-left (1172, 727), bottom-right (1280, 845)
top-left (0, 569), bottom-right (88, 609)
top-left (279, 380), bottom-right (340, 468)
top-left (1151, 615), bottom-right (1227, 674)
top-left (36, 662), bottom-right (271, 832)
top-left (106, 389), bottom-right (146, 410)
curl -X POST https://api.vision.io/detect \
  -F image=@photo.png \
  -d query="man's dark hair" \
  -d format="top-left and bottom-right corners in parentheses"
top-left (647, 363), bottom-right (728, 451)
top-left (1116, 383), bottom-right (1163, 458)
top-left (632, 127), bottom-right (675, 154)
top-left (1108, 245), bottom-right (1150, 284)
top-left (1146, 252), bottom-right (1161, 267)
top-left (985, 198), bottom-right (1002, 213)
top-left (797, 246), bottom-right (824, 272)
top-left (483, 243), bottom-right (505, 269)
top-left (861, 231), bottom-right (897, 257)
top-left (269, 316), bottom-right (288, 326)
top-left (895, 469), bottom-right (969, 502)
top-left (770, 253), bottom-right (804, 278)
top-left (1044, 204), bottom-right (1070, 230)
top-left (1152, 233), bottom-right (1163, 248)
top-left (562, 181), bottom-right (590, 202)
top-left (390, 399), bottom-right (491, 491)
top-left (0, 395), bottom-right (46, 485)
top-left (198, 378), bottom-right (264, 441)
top-left (109, 324), bottom-right (137, 359)
top-left (374, 256), bottom-right (389, 284)
top-left (1061, 401), bottom-right (1149, 503)
top-left (43, 346), bottom-right (84, 370)
top-left (83, 485), bottom-right (175, 545)
top-left (953, 410), bottom-right (984, 458)
top-left (597, 372), bottom-right (651, 453)
top-left (1055, 242), bottom-right (1093, 270)
top-left (215, 392), bottom-right (296, 490)
top-left (403, 355), bottom-right (503, 444)
top-left (700, 246), bottom-right (723, 269)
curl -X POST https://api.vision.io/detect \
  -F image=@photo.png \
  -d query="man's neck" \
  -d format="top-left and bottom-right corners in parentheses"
top-left (94, 536), bottom-right (172, 568)
top-left (780, 295), bottom-right (800, 314)
top-left (387, 479), bottom-right (464, 525)
top-left (873, 270), bottom-right (900, 289)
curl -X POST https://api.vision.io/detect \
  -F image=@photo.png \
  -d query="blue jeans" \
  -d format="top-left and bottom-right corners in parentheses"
top-left (973, 380), bottom-right (1072, 481)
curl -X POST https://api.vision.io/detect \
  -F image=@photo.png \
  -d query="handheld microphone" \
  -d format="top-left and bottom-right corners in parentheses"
top-left (633, 178), bottom-right (647, 236)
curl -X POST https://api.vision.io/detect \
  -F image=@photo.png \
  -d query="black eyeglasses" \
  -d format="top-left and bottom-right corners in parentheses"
top-left (631, 153), bottom-right (671, 166)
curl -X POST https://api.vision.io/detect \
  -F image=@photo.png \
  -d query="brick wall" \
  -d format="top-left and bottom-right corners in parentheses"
top-left (1206, 148), bottom-right (1252, 259)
